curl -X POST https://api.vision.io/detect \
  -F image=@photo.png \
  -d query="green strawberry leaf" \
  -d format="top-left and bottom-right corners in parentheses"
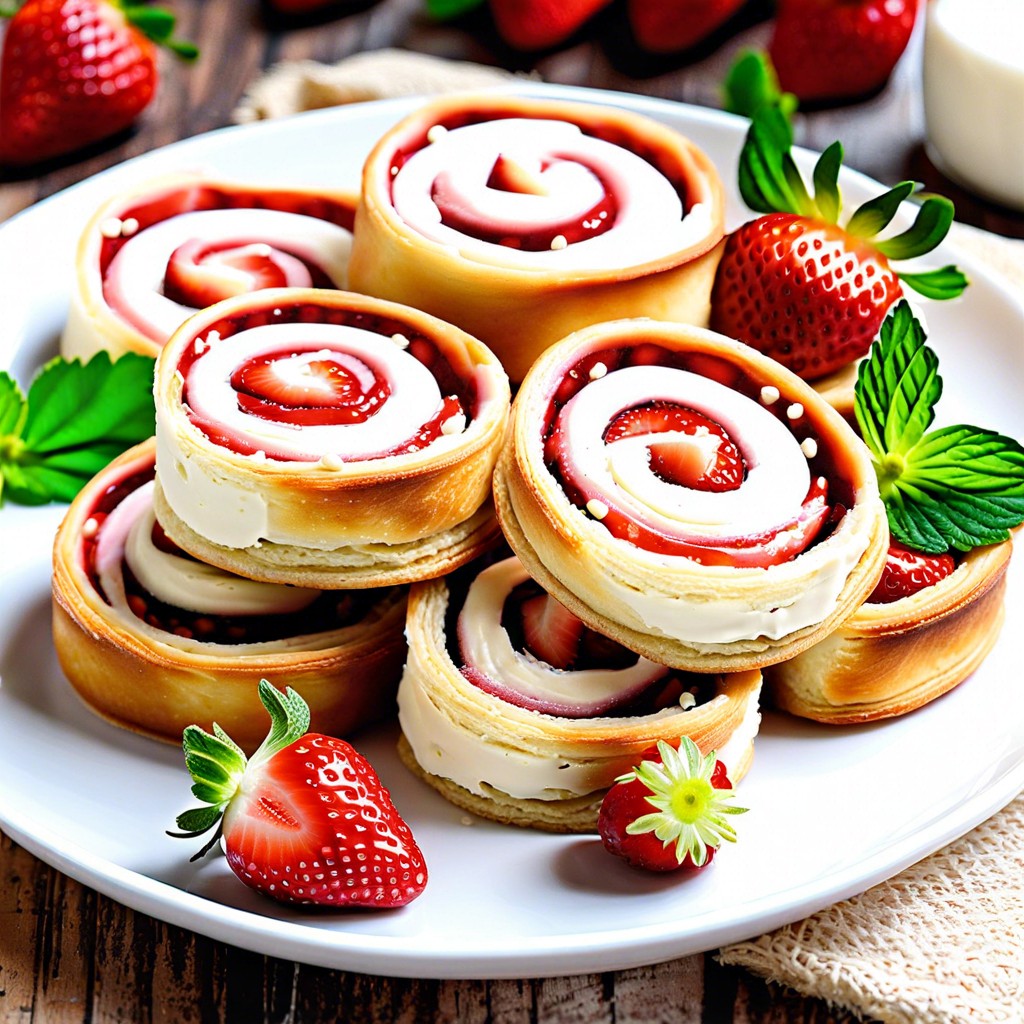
top-left (425, 0), bottom-right (484, 19)
top-left (854, 302), bottom-right (1024, 553)
top-left (722, 49), bottom-right (797, 122)
top-left (845, 180), bottom-right (917, 239)
top-left (875, 195), bottom-right (956, 261)
top-left (737, 106), bottom-right (817, 217)
top-left (898, 265), bottom-right (970, 300)
top-left (811, 141), bottom-right (843, 225)
top-left (252, 680), bottom-right (311, 768)
top-left (121, 3), bottom-right (198, 59)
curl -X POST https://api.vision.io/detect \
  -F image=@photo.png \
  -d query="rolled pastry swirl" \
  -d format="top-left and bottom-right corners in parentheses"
top-left (62, 176), bottom-right (357, 361)
top-left (348, 93), bottom-right (725, 381)
top-left (397, 554), bottom-right (762, 833)
top-left (51, 440), bottom-right (408, 752)
top-left (764, 539), bottom-right (1012, 723)
top-left (154, 289), bottom-right (510, 588)
top-left (494, 319), bottom-right (889, 672)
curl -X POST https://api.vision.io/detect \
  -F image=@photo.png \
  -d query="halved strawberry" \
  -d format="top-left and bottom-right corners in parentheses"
top-left (605, 402), bottom-right (744, 492)
top-left (520, 591), bottom-right (585, 669)
top-left (598, 737), bottom-right (746, 872)
top-left (169, 681), bottom-right (427, 908)
top-left (486, 154), bottom-right (548, 195)
top-left (230, 352), bottom-right (390, 426)
top-left (711, 95), bottom-right (967, 381)
top-left (868, 541), bottom-right (957, 604)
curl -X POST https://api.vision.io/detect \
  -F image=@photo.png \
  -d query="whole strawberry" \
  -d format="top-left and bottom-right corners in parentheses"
top-left (710, 102), bottom-right (967, 380)
top-left (770, 0), bottom-right (918, 104)
top-left (598, 737), bottom-right (746, 872)
top-left (489, 0), bottom-right (612, 50)
top-left (0, 0), bottom-right (195, 167)
top-left (627, 0), bottom-right (748, 54)
top-left (169, 681), bottom-right (427, 908)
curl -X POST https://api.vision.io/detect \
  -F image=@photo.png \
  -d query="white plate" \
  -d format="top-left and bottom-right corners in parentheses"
top-left (1, 84), bottom-right (1022, 980)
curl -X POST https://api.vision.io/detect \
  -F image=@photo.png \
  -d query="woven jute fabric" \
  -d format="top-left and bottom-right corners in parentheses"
top-left (233, 48), bottom-right (530, 123)
top-left (235, 49), bottom-right (1024, 1023)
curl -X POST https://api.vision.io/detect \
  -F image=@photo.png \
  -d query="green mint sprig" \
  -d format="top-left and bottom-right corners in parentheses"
top-left (854, 301), bottom-right (1024, 554)
top-left (424, 0), bottom-right (484, 20)
top-left (0, 351), bottom-right (156, 506)
top-left (727, 51), bottom-right (967, 302)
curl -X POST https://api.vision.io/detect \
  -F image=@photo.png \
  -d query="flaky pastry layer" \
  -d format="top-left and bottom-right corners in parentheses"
top-left (396, 573), bottom-right (762, 833)
top-left (348, 93), bottom-right (725, 382)
top-left (763, 540), bottom-right (1012, 723)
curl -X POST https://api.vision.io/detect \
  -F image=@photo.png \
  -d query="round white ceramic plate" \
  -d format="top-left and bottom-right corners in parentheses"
top-left (1, 85), bottom-right (1022, 980)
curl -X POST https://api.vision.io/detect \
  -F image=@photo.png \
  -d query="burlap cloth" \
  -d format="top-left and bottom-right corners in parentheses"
top-left (235, 51), bottom-right (1024, 1024)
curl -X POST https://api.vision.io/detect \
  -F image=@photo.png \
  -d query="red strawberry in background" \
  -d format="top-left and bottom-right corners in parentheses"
top-left (0, 0), bottom-right (196, 167)
top-left (169, 680), bottom-right (427, 908)
top-left (488, 0), bottom-right (613, 50)
top-left (627, 0), bottom-right (748, 54)
top-left (598, 737), bottom-right (746, 872)
top-left (710, 96), bottom-right (967, 380)
top-left (769, 0), bottom-right (919, 103)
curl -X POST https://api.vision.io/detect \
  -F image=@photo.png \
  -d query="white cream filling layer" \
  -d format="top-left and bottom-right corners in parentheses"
top-left (397, 669), bottom-right (761, 801)
top-left (560, 365), bottom-right (811, 538)
top-left (94, 480), bottom-right (320, 622)
top-left (391, 118), bottom-right (711, 271)
top-left (184, 322), bottom-right (455, 462)
top-left (104, 209), bottom-right (352, 343)
top-left (457, 558), bottom-right (667, 708)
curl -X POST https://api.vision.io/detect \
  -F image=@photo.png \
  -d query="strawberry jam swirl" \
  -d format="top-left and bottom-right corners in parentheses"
top-left (546, 361), bottom-right (831, 569)
top-left (182, 322), bottom-right (467, 463)
top-left (456, 557), bottom-right (706, 718)
top-left (87, 473), bottom-right (379, 648)
top-left (389, 118), bottom-right (712, 271)
top-left (102, 208), bottom-right (351, 345)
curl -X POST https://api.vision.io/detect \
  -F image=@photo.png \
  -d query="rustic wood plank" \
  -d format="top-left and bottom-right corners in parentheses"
top-left (0, 834), bottom-right (40, 1024)
top-left (612, 958), bottom-right (705, 1024)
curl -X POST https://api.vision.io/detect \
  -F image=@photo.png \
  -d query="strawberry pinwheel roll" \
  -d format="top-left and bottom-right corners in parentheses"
top-left (61, 176), bottom-right (357, 361)
top-left (763, 540), bottom-right (1011, 723)
top-left (153, 289), bottom-right (510, 588)
top-left (52, 440), bottom-right (408, 752)
top-left (348, 94), bottom-right (725, 382)
top-left (397, 554), bottom-right (762, 833)
top-left (494, 320), bottom-right (889, 673)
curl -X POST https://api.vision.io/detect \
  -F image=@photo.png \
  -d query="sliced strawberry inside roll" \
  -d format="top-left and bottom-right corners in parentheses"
top-left (454, 557), bottom-right (710, 718)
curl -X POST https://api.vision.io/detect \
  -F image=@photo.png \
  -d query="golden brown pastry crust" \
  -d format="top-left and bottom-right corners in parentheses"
top-left (396, 572), bottom-right (762, 833)
top-left (763, 540), bottom-right (1012, 723)
top-left (493, 318), bottom-right (889, 673)
top-left (153, 288), bottom-right (510, 587)
top-left (348, 93), bottom-right (726, 382)
top-left (61, 174), bottom-right (358, 362)
top-left (51, 441), bottom-right (408, 753)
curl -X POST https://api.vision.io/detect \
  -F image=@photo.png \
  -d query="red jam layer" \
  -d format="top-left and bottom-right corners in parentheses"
top-left (81, 464), bottom-right (389, 644)
top-left (386, 108), bottom-right (694, 217)
top-left (98, 185), bottom-right (356, 276)
top-left (542, 342), bottom-right (851, 566)
top-left (178, 303), bottom-right (477, 461)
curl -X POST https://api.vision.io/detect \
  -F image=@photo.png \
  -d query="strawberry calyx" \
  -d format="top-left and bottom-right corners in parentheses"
top-left (733, 54), bottom-right (966, 301)
top-left (119, 2), bottom-right (198, 59)
top-left (615, 737), bottom-right (747, 869)
top-left (166, 680), bottom-right (310, 860)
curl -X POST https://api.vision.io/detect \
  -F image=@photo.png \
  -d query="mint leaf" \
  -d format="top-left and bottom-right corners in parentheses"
top-left (1, 352), bottom-right (155, 506)
top-left (854, 302), bottom-right (1024, 553)
top-left (0, 372), bottom-right (26, 436)
top-left (855, 300), bottom-right (941, 462)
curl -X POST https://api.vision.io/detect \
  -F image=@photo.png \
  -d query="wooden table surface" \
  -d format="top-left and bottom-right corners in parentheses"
top-left (1, 2), bottom-right (1020, 1022)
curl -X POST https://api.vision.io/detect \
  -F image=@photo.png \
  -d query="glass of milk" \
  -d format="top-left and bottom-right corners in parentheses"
top-left (923, 0), bottom-right (1024, 210)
